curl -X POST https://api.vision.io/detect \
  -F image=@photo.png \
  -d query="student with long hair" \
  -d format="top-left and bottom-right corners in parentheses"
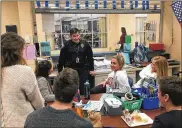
top-left (134, 56), bottom-right (168, 88)
top-left (91, 54), bottom-right (131, 94)
top-left (140, 56), bottom-right (168, 79)
top-left (35, 60), bottom-right (55, 103)
top-left (1, 32), bottom-right (44, 127)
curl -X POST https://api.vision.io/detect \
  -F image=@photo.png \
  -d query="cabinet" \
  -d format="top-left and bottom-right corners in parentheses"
top-left (95, 73), bottom-right (108, 86)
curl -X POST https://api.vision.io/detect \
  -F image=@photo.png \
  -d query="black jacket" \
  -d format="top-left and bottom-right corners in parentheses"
top-left (58, 40), bottom-right (94, 72)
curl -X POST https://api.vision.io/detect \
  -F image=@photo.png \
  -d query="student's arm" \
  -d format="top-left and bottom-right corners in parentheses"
top-left (57, 44), bottom-right (67, 72)
top-left (22, 68), bottom-right (44, 109)
top-left (37, 77), bottom-right (55, 102)
top-left (98, 72), bottom-right (114, 86)
top-left (152, 117), bottom-right (163, 128)
top-left (139, 64), bottom-right (152, 78)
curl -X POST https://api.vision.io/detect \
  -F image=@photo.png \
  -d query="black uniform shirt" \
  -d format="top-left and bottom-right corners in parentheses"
top-left (58, 40), bottom-right (94, 72)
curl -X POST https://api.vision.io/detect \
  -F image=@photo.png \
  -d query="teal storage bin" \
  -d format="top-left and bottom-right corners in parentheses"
top-left (40, 42), bottom-right (51, 56)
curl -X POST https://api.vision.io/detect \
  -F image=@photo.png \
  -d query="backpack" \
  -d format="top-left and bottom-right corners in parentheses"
top-left (133, 44), bottom-right (149, 63)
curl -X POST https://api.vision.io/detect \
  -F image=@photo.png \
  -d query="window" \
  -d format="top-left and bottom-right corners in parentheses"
top-left (55, 14), bottom-right (107, 49)
top-left (135, 14), bottom-right (147, 44)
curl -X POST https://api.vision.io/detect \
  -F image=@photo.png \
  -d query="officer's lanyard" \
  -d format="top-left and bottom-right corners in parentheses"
top-left (75, 44), bottom-right (80, 63)
top-left (76, 45), bottom-right (79, 56)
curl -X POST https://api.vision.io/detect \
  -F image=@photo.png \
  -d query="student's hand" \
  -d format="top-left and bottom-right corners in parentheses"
top-left (98, 81), bottom-right (106, 87)
top-left (89, 71), bottom-right (95, 76)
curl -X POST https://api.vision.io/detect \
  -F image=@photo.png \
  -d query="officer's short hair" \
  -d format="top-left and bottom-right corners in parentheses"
top-left (70, 28), bottom-right (80, 35)
top-left (53, 68), bottom-right (79, 103)
top-left (157, 76), bottom-right (182, 106)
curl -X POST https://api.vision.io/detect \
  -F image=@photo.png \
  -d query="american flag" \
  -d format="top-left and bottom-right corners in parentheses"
top-left (172, 1), bottom-right (182, 27)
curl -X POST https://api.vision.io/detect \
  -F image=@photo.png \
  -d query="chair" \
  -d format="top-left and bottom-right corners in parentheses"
top-left (128, 76), bottom-right (133, 87)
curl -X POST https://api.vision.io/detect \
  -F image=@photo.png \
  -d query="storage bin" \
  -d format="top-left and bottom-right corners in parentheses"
top-left (142, 97), bottom-right (159, 110)
top-left (121, 98), bottom-right (143, 111)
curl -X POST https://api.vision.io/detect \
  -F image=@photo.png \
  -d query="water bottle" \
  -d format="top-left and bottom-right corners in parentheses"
top-left (77, 89), bottom-right (81, 102)
top-left (106, 84), bottom-right (111, 93)
top-left (84, 80), bottom-right (90, 99)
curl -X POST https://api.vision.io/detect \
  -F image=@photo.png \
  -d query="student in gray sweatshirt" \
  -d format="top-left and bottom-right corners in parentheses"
top-left (25, 68), bottom-right (93, 128)
top-left (35, 60), bottom-right (55, 103)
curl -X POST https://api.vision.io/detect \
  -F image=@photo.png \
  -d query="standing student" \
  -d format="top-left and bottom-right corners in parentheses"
top-left (91, 54), bottom-right (131, 94)
top-left (1, 32), bottom-right (44, 127)
top-left (152, 76), bottom-right (182, 128)
top-left (57, 28), bottom-right (95, 95)
top-left (35, 60), bottom-right (55, 103)
top-left (25, 68), bottom-right (93, 128)
top-left (119, 27), bottom-right (127, 51)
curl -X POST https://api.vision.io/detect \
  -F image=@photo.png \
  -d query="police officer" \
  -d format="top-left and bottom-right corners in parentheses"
top-left (58, 28), bottom-right (95, 95)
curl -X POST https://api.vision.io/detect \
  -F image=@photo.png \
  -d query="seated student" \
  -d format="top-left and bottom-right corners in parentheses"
top-left (91, 54), bottom-right (131, 94)
top-left (35, 60), bottom-right (55, 103)
top-left (25, 68), bottom-right (93, 128)
top-left (152, 76), bottom-right (182, 128)
top-left (134, 56), bottom-right (168, 87)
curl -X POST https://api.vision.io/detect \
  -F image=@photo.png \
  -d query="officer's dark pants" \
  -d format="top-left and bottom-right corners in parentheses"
top-left (74, 68), bottom-right (88, 95)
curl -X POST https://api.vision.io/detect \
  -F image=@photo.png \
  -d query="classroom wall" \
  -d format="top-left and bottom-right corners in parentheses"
top-left (1, 1), bottom-right (34, 44)
top-left (162, 1), bottom-right (182, 68)
top-left (118, 14), bottom-right (135, 49)
top-left (1, 1), bottom-right (20, 35)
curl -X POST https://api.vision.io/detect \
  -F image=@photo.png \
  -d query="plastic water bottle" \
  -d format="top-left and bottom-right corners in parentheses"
top-left (77, 89), bottom-right (81, 102)
top-left (84, 80), bottom-right (90, 99)
top-left (106, 84), bottom-right (111, 93)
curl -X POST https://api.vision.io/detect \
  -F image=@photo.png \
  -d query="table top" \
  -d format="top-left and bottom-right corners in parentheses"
top-left (83, 94), bottom-right (165, 128)
top-left (47, 94), bottom-right (165, 127)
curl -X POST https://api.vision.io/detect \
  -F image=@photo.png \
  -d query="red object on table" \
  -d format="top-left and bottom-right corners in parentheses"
top-left (149, 43), bottom-right (164, 51)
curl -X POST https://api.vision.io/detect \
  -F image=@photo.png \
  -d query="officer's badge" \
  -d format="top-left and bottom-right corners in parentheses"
top-left (81, 43), bottom-right (84, 48)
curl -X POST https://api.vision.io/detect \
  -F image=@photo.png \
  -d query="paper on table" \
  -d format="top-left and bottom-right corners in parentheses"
top-left (82, 101), bottom-right (103, 112)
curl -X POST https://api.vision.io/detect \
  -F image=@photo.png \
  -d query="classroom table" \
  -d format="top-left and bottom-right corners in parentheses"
top-left (78, 94), bottom-right (165, 128)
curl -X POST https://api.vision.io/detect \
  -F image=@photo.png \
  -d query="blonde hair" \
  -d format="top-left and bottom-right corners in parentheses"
top-left (152, 56), bottom-right (168, 77)
top-left (112, 54), bottom-right (125, 70)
